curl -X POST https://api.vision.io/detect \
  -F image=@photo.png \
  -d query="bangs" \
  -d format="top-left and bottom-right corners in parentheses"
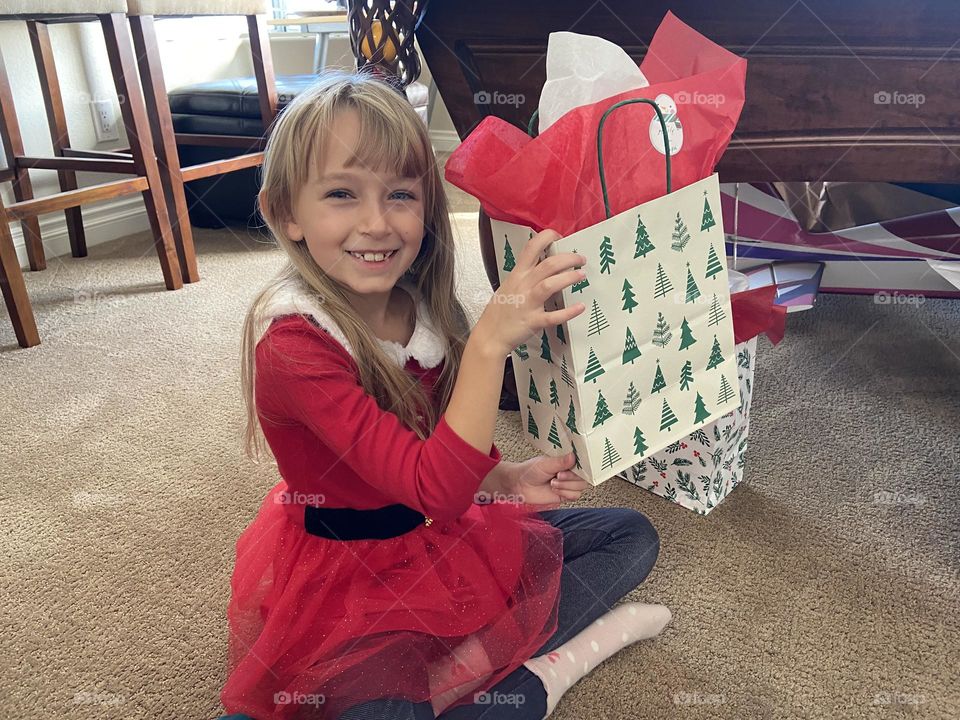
top-left (350, 102), bottom-right (429, 180)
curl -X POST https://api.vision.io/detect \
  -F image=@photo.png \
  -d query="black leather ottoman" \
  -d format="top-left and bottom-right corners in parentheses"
top-left (169, 75), bottom-right (430, 228)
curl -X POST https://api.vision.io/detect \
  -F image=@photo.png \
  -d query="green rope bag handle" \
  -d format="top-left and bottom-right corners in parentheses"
top-left (527, 99), bottom-right (672, 220)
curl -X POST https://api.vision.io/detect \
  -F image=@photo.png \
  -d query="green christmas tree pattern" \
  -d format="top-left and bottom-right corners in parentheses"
top-left (549, 378), bottom-right (560, 408)
top-left (513, 343), bottom-right (529, 361)
top-left (556, 323), bottom-right (566, 344)
top-left (718, 374), bottom-right (736, 405)
top-left (547, 417), bottom-right (562, 449)
top-left (503, 236), bottom-right (516, 272)
top-left (651, 361), bottom-right (667, 394)
top-left (526, 407), bottom-right (539, 438)
top-left (622, 278), bottom-right (638, 314)
top-left (679, 360), bottom-right (694, 391)
top-left (707, 294), bottom-right (726, 326)
top-left (678, 317), bottom-right (696, 350)
top-left (685, 262), bottom-right (701, 303)
top-left (705, 243), bottom-right (723, 279)
top-left (634, 217), bottom-right (655, 258)
top-left (694, 391), bottom-right (711, 423)
top-left (540, 330), bottom-right (553, 364)
top-left (565, 396), bottom-right (580, 435)
top-left (528, 369), bottom-right (541, 403)
top-left (571, 247), bottom-right (590, 293)
top-left (653, 263), bottom-right (673, 299)
top-left (622, 327), bottom-right (641, 365)
top-left (671, 212), bottom-right (691, 252)
top-left (587, 299), bottom-right (610, 336)
top-left (584, 348), bottom-right (605, 382)
top-left (659, 398), bottom-right (679, 431)
top-left (560, 354), bottom-right (574, 387)
top-left (623, 382), bottom-right (641, 414)
top-left (593, 390), bottom-right (613, 428)
top-left (571, 442), bottom-right (582, 470)
top-left (652, 312), bottom-right (673, 348)
top-left (706, 335), bottom-right (725, 370)
top-left (701, 193), bottom-right (717, 231)
top-left (599, 235), bottom-right (616, 274)
top-left (633, 427), bottom-right (648, 454)
top-left (600, 437), bottom-right (621, 471)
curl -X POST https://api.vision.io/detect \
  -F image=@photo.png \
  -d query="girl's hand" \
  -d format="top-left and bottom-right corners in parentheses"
top-left (508, 452), bottom-right (590, 505)
top-left (479, 230), bottom-right (587, 356)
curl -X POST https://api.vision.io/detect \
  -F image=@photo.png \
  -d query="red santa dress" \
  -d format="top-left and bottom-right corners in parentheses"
top-left (221, 277), bottom-right (564, 719)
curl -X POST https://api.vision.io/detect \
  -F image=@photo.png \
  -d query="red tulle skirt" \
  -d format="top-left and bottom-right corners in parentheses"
top-left (221, 482), bottom-right (564, 719)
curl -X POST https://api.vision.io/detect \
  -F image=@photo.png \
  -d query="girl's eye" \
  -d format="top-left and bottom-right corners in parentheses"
top-left (390, 191), bottom-right (417, 201)
top-left (325, 190), bottom-right (353, 199)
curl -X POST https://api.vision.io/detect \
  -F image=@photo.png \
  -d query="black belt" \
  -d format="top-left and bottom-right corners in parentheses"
top-left (304, 503), bottom-right (433, 541)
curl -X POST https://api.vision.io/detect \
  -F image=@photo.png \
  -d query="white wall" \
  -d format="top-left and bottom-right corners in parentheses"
top-left (1, 18), bottom-right (457, 268)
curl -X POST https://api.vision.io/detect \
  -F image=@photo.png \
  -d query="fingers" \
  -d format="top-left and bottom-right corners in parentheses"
top-left (542, 302), bottom-right (586, 326)
top-left (518, 229), bottom-right (562, 268)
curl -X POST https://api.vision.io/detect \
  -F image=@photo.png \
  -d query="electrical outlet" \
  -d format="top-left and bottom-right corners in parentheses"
top-left (92, 99), bottom-right (120, 142)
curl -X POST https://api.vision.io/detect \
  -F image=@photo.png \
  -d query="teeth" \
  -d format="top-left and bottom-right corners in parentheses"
top-left (349, 250), bottom-right (396, 262)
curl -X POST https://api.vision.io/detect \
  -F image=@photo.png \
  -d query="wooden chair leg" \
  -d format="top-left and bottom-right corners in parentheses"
top-left (100, 12), bottom-right (182, 291)
top-left (129, 15), bottom-right (199, 284)
top-left (28, 20), bottom-right (86, 259)
top-left (0, 194), bottom-right (40, 348)
top-left (247, 14), bottom-right (279, 130)
top-left (0, 50), bottom-right (44, 272)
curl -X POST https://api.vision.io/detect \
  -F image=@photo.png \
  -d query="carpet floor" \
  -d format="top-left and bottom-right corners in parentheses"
top-left (1, 205), bottom-right (958, 719)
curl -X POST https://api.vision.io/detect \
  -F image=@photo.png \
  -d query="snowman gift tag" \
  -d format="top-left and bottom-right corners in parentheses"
top-left (648, 93), bottom-right (684, 156)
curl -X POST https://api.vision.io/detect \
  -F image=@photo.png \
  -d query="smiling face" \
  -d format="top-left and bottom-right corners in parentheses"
top-left (283, 108), bottom-right (426, 300)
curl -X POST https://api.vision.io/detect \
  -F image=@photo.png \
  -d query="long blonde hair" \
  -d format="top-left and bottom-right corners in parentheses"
top-left (240, 71), bottom-right (471, 461)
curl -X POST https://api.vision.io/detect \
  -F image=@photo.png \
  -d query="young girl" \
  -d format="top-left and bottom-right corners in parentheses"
top-left (220, 72), bottom-right (670, 720)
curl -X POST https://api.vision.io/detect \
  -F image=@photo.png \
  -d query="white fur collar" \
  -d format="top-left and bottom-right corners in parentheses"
top-left (257, 277), bottom-right (447, 369)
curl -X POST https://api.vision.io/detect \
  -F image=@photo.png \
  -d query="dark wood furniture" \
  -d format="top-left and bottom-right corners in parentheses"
top-left (416, 0), bottom-right (960, 290)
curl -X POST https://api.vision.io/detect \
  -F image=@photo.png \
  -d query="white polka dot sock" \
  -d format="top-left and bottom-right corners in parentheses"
top-left (522, 602), bottom-right (672, 716)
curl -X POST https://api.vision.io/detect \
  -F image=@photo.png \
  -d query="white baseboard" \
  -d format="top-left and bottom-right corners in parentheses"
top-left (430, 130), bottom-right (461, 154)
top-left (11, 195), bottom-right (151, 269)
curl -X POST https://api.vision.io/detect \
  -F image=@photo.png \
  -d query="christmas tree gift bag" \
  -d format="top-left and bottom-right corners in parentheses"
top-left (490, 100), bottom-right (740, 485)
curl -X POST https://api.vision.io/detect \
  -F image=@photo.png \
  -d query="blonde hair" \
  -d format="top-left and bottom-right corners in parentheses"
top-left (240, 71), bottom-right (471, 461)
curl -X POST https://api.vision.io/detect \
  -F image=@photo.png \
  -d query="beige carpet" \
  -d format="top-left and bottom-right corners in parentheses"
top-left (2, 205), bottom-right (959, 720)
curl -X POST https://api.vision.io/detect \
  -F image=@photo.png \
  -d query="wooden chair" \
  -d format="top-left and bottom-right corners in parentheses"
top-left (0, 0), bottom-right (183, 348)
top-left (125, 0), bottom-right (278, 284)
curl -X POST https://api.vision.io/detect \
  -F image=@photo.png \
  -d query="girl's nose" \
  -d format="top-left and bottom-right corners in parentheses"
top-left (358, 200), bottom-right (390, 237)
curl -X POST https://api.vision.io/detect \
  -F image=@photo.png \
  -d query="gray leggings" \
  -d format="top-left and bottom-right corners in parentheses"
top-left (339, 507), bottom-right (661, 720)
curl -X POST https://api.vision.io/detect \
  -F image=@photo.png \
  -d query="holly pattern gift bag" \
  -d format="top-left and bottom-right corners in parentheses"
top-left (618, 336), bottom-right (758, 514)
top-left (491, 99), bottom-right (740, 485)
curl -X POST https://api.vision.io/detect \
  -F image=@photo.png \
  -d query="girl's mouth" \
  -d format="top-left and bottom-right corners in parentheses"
top-left (346, 249), bottom-right (399, 266)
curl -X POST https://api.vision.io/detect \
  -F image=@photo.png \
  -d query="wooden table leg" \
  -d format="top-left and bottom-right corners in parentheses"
top-left (130, 14), bottom-right (199, 284)
top-left (28, 20), bottom-right (86, 260)
top-left (100, 12), bottom-right (182, 291)
top-left (0, 196), bottom-right (40, 348)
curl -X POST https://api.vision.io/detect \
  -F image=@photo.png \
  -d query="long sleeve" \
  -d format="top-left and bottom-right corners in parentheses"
top-left (255, 318), bottom-right (502, 521)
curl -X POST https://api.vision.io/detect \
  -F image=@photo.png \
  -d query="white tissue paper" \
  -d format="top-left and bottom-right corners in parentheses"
top-left (538, 31), bottom-right (649, 134)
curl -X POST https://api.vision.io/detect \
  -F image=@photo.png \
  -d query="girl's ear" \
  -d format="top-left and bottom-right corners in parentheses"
top-left (259, 189), bottom-right (304, 242)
